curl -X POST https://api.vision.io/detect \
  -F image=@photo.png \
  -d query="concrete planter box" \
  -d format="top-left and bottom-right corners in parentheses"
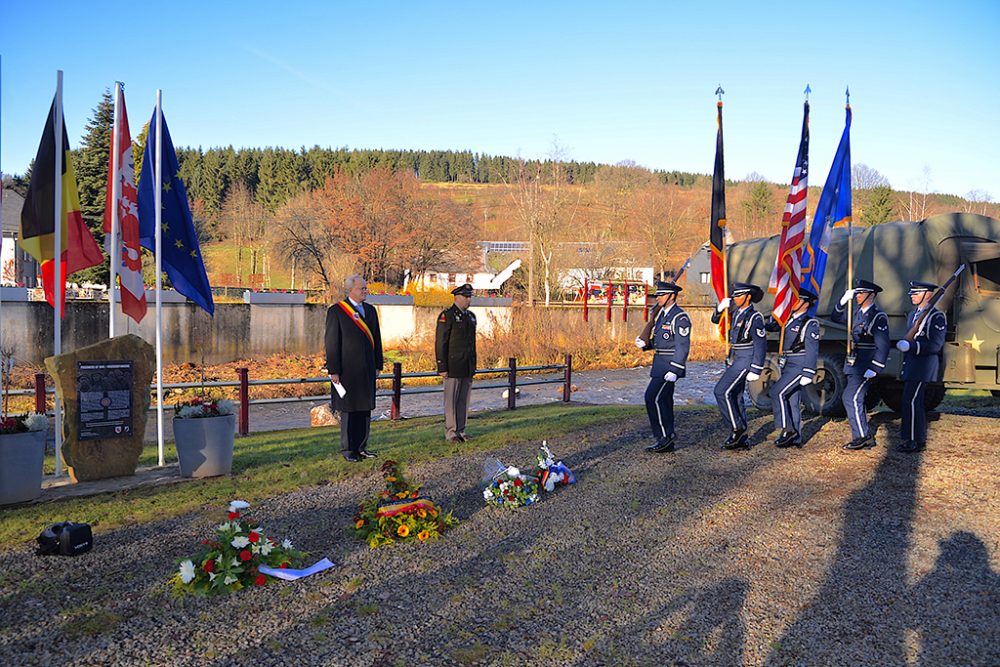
top-left (173, 414), bottom-right (235, 478)
top-left (0, 430), bottom-right (46, 505)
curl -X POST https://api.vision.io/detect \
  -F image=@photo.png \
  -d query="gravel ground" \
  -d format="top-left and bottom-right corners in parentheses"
top-left (2, 408), bottom-right (998, 667)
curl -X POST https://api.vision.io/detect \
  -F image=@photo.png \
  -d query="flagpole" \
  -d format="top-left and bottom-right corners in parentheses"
top-left (155, 90), bottom-right (165, 467)
top-left (109, 83), bottom-right (122, 338)
top-left (54, 71), bottom-right (64, 477)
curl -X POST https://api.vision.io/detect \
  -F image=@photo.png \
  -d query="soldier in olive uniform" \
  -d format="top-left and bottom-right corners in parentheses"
top-left (766, 288), bottom-right (821, 448)
top-left (712, 282), bottom-right (767, 450)
top-left (436, 284), bottom-right (477, 443)
top-left (635, 281), bottom-right (691, 453)
top-left (895, 281), bottom-right (947, 453)
top-left (831, 279), bottom-right (890, 450)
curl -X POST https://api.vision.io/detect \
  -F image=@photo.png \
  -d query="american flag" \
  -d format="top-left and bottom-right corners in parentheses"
top-left (769, 100), bottom-right (810, 326)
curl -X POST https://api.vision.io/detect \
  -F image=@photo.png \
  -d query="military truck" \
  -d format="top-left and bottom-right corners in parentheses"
top-left (686, 212), bottom-right (1000, 415)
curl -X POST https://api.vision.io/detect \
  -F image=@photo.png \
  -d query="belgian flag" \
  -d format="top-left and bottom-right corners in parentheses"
top-left (18, 98), bottom-right (103, 311)
top-left (709, 99), bottom-right (728, 340)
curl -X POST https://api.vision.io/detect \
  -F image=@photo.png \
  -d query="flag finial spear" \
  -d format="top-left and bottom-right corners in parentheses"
top-left (845, 86), bottom-right (850, 106)
top-left (804, 84), bottom-right (811, 101)
top-left (715, 85), bottom-right (725, 101)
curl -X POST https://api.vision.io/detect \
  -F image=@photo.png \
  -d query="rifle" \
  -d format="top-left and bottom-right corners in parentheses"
top-left (903, 264), bottom-right (965, 342)
top-left (637, 257), bottom-right (691, 345)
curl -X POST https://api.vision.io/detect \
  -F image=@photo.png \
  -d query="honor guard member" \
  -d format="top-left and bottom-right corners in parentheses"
top-left (436, 283), bottom-right (478, 443)
top-left (712, 282), bottom-right (767, 450)
top-left (831, 279), bottom-right (890, 450)
top-left (635, 281), bottom-right (691, 453)
top-left (894, 281), bottom-right (947, 453)
top-left (766, 289), bottom-right (820, 448)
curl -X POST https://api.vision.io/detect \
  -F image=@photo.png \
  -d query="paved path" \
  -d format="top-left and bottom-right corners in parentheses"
top-left (142, 362), bottom-right (726, 440)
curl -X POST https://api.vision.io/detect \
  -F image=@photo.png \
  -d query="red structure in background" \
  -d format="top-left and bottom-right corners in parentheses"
top-left (643, 283), bottom-right (649, 322)
top-left (583, 278), bottom-right (589, 322)
top-left (577, 281), bottom-right (650, 323)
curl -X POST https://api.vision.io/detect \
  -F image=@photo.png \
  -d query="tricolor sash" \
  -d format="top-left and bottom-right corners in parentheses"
top-left (375, 497), bottom-right (437, 518)
top-left (337, 301), bottom-right (375, 348)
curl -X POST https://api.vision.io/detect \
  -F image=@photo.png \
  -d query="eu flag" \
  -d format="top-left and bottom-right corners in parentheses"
top-left (137, 110), bottom-right (215, 316)
top-left (800, 105), bottom-right (851, 313)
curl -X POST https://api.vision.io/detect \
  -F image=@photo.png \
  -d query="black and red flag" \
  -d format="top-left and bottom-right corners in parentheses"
top-left (18, 97), bottom-right (103, 311)
top-left (709, 94), bottom-right (728, 339)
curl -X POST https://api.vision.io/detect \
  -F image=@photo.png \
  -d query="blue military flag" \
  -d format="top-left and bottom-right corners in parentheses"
top-left (801, 104), bottom-right (852, 311)
top-left (136, 110), bottom-right (215, 316)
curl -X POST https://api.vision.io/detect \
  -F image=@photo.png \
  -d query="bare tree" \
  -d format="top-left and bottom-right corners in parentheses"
top-left (964, 189), bottom-right (992, 215)
top-left (852, 164), bottom-right (890, 190)
top-left (507, 144), bottom-right (580, 306)
top-left (270, 189), bottom-right (342, 291)
top-left (219, 183), bottom-right (270, 285)
top-left (900, 166), bottom-right (933, 221)
top-left (632, 187), bottom-right (693, 279)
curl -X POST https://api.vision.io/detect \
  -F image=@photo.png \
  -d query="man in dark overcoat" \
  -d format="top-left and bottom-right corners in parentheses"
top-left (325, 275), bottom-right (384, 462)
top-left (435, 283), bottom-right (478, 442)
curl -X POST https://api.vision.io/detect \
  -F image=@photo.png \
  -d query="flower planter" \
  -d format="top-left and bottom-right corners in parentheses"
top-left (173, 414), bottom-right (235, 478)
top-left (0, 430), bottom-right (46, 505)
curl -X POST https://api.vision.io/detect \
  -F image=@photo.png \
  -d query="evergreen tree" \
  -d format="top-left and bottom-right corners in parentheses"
top-left (860, 185), bottom-right (896, 225)
top-left (73, 89), bottom-right (115, 285)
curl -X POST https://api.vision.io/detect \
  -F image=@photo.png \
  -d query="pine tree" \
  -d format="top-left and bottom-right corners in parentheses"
top-left (73, 89), bottom-right (115, 285)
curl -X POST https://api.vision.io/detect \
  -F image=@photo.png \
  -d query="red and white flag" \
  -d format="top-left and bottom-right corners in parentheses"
top-left (769, 100), bottom-right (810, 326)
top-left (104, 89), bottom-right (147, 323)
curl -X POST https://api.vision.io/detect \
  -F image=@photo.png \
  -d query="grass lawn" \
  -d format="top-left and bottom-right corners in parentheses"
top-left (4, 403), bottom-right (643, 548)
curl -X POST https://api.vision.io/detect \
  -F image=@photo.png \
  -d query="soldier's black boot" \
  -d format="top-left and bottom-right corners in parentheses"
top-left (897, 440), bottom-right (917, 452)
top-left (775, 431), bottom-right (800, 448)
top-left (649, 434), bottom-right (677, 453)
top-left (722, 429), bottom-right (749, 450)
top-left (844, 435), bottom-right (875, 451)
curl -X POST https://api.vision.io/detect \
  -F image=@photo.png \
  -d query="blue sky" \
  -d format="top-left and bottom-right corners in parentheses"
top-left (2, 1), bottom-right (998, 197)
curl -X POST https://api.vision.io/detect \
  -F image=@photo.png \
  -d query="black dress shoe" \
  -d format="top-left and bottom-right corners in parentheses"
top-left (648, 435), bottom-right (677, 453)
top-left (359, 449), bottom-right (377, 459)
top-left (844, 435), bottom-right (875, 451)
top-left (343, 453), bottom-right (361, 462)
top-left (775, 431), bottom-right (801, 449)
top-left (458, 433), bottom-right (471, 442)
top-left (722, 431), bottom-right (750, 450)
top-left (897, 440), bottom-right (917, 452)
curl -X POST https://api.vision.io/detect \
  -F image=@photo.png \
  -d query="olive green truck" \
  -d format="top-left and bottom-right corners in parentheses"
top-left (687, 213), bottom-right (1000, 414)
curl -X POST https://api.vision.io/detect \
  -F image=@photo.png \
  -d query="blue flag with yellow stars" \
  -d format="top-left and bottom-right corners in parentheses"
top-left (137, 110), bottom-right (215, 316)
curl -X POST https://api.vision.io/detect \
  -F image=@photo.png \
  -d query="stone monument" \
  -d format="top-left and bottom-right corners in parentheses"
top-left (44, 334), bottom-right (155, 482)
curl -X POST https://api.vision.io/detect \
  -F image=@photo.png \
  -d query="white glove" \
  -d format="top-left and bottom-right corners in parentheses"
top-left (664, 372), bottom-right (678, 383)
top-left (716, 297), bottom-right (731, 313)
top-left (896, 340), bottom-right (911, 352)
top-left (634, 336), bottom-right (646, 349)
top-left (839, 289), bottom-right (855, 306)
top-left (746, 372), bottom-right (760, 382)
top-left (799, 376), bottom-right (813, 386)
top-left (864, 369), bottom-right (877, 379)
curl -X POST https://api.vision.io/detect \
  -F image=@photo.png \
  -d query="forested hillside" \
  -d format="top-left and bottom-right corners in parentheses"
top-left (5, 90), bottom-right (997, 300)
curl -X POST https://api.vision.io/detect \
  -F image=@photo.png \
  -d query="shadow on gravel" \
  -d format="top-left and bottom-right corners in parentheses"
top-left (909, 531), bottom-right (1000, 666)
top-left (763, 428), bottom-right (1000, 666)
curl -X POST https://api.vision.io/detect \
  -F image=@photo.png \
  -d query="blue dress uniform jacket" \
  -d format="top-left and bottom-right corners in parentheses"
top-left (832, 303), bottom-right (891, 440)
top-left (712, 306), bottom-right (767, 432)
top-left (900, 307), bottom-right (947, 447)
top-left (831, 303), bottom-right (890, 376)
top-left (770, 312), bottom-right (821, 436)
top-left (643, 304), bottom-right (692, 440)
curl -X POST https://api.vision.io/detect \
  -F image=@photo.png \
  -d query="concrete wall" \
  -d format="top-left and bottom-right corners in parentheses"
top-left (0, 299), bottom-right (709, 365)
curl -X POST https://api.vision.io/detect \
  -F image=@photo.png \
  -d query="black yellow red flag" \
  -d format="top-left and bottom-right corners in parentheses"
top-left (709, 100), bottom-right (728, 339)
top-left (18, 98), bottom-right (104, 311)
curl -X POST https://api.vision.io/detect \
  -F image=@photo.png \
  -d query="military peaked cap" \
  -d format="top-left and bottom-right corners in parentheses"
top-left (796, 288), bottom-right (819, 303)
top-left (852, 279), bottom-right (883, 293)
top-left (451, 283), bottom-right (474, 297)
top-left (654, 281), bottom-right (682, 295)
top-left (730, 282), bottom-right (764, 303)
top-left (908, 280), bottom-right (938, 293)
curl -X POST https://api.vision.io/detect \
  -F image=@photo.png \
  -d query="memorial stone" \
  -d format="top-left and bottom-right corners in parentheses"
top-left (44, 334), bottom-right (155, 482)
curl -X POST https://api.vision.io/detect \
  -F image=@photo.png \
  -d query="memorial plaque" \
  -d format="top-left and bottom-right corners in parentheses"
top-left (77, 361), bottom-right (134, 440)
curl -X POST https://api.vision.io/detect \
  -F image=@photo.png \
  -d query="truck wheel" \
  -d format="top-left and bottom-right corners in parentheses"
top-left (801, 353), bottom-right (847, 416)
top-left (879, 380), bottom-right (945, 412)
top-left (747, 356), bottom-right (782, 411)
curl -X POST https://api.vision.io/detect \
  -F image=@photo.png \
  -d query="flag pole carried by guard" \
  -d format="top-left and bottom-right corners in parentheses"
top-left (709, 85), bottom-right (729, 351)
top-left (770, 87), bottom-right (811, 355)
